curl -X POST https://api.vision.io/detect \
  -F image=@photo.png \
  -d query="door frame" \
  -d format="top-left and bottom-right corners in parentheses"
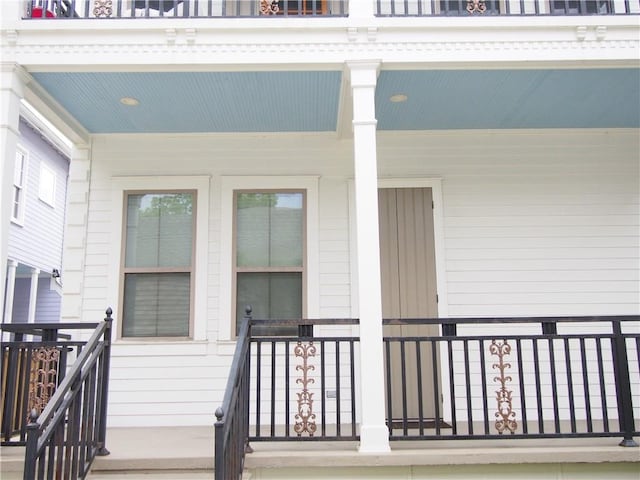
top-left (348, 177), bottom-right (449, 320)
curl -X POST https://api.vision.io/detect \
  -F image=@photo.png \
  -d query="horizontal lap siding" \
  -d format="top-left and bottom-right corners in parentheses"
top-left (379, 129), bottom-right (639, 319)
top-left (79, 130), bottom-right (638, 426)
top-left (9, 119), bottom-right (69, 272)
top-left (86, 134), bottom-right (354, 426)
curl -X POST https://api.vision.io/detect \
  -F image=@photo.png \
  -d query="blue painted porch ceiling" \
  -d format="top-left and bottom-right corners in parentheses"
top-left (376, 68), bottom-right (640, 130)
top-left (30, 68), bottom-right (639, 133)
top-left (31, 71), bottom-right (343, 133)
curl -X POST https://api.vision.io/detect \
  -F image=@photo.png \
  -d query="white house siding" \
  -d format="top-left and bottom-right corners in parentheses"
top-left (377, 129), bottom-right (640, 318)
top-left (7, 118), bottom-right (69, 274)
top-left (76, 128), bottom-right (638, 427)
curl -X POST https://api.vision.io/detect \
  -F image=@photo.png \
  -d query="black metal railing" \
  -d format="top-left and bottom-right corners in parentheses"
top-left (26, 0), bottom-right (639, 19)
top-left (2, 309), bottom-right (114, 480)
top-left (215, 314), bottom-right (252, 480)
top-left (383, 315), bottom-right (639, 446)
top-left (248, 317), bottom-right (360, 442)
top-left (376, 0), bottom-right (639, 16)
top-left (1, 325), bottom-right (72, 445)
top-left (26, 0), bottom-right (348, 18)
top-left (215, 309), bottom-right (359, 480)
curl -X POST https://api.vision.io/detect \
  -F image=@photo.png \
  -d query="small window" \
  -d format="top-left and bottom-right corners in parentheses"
top-left (280, 0), bottom-right (327, 14)
top-left (234, 191), bottom-right (305, 336)
top-left (121, 191), bottom-right (195, 338)
top-left (39, 164), bottom-right (56, 207)
top-left (12, 148), bottom-right (27, 223)
top-left (550, 0), bottom-right (611, 14)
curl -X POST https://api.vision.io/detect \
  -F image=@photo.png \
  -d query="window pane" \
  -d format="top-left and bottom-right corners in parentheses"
top-left (236, 272), bottom-right (301, 335)
top-left (123, 273), bottom-right (190, 337)
top-left (125, 193), bottom-right (193, 268)
top-left (39, 165), bottom-right (56, 206)
top-left (236, 192), bottom-right (303, 268)
top-left (14, 152), bottom-right (25, 186)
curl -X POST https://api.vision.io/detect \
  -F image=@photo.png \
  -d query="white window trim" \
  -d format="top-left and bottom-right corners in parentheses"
top-left (219, 176), bottom-right (319, 343)
top-left (39, 163), bottom-right (56, 207)
top-left (109, 176), bottom-right (210, 342)
top-left (12, 146), bottom-right (28, 225)
top-left (348, 177), bottom-right (449, 319)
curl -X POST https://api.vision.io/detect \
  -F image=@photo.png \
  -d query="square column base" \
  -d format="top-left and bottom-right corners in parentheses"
top-left (358, 425), bottom-right (390, 453)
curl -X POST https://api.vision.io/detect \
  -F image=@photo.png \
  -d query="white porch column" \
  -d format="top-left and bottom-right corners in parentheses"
top-left (3, 259), bottom-right (18, 323)
top-left (348, 60), bottom-right (390, 454)
top-left (28, 268), bottom-right (40, 323)
top-left (348, 0), bottom-right (375, 19)
top-left (0, 63), bottom-right (26, 304)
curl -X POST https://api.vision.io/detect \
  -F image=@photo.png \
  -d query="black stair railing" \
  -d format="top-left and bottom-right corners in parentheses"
top-left (19, 309), bottom-right (114, 480)
top-left (383, 315), bottom-right (639, 446)
top-left (215, 308), bottom-right (252, 480)
top-left (215, 308), bottom-right (360, 480)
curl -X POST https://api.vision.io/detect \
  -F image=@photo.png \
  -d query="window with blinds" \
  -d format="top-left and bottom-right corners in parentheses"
top-left (12, 148), bottom-right (27, 224)
top-left (234, 191), bottom-right (305, 336)
top-left (121, 191), bottom-right (195, 337)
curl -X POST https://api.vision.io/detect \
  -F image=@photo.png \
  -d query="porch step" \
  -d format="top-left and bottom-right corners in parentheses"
top-left (88, 426), bottom-right (214, 476)
top-left (0, 445), bottom-right (25, 480)
top-left (87, 470), bottom-right (212, 479)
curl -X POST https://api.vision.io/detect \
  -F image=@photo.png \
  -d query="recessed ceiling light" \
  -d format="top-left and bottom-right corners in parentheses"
top-left (389, 94), bottom-right (408, 103)
top-left (120, 97), bottom-right (139, 106)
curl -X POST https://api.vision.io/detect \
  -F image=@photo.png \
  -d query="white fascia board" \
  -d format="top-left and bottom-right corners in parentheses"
top-left (23, 78), bottom-right (90, 147)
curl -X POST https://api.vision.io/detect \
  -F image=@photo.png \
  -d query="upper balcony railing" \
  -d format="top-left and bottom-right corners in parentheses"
top-left (377, 0), bottom-right (639, 16)
top-left (24, 0), bottom-right (639, 19)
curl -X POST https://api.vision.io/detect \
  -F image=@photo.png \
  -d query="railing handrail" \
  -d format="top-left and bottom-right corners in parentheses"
top-left (215, 314), bottom-right (252, 480)
top-left (1, 323), bottom-right (99, 332)
top-left (22, 309), bottom-right (114, 479)
top-left (249, 318), bottom-right (359, 327)
top-left (1, 322), bottom-right (95, 341)
top-left (217, 317), bottom-right (250, 426)
top-left (383, 315), bottom-right (639, 325)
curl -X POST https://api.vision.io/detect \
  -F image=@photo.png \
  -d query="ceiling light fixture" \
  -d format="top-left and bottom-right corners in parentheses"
top-left (389, 94), bottom-right (408, 103)
top-left (120, 97), bottom-right (140, 106)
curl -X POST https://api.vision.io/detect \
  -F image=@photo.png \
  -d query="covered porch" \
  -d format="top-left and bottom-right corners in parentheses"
top-left (1, 4), bottom-right (639, 477)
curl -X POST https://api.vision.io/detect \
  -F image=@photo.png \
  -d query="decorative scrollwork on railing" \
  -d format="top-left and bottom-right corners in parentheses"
top-left (260, 0), bottom-right (280, 15)
top-left (28, 347), bottom-right (60, 418)
top-left (293, 341), bottom-right (317, 436)
top-left (467, 0), bottom-right (487, 14)
top-left (93, 0), bottom-right (113, 18)
top-left (490, 339), bottom-right (517, 434)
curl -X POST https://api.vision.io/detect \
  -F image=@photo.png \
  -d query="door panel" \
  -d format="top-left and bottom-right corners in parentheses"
top-left (379, 188), bottom-right (440, 423)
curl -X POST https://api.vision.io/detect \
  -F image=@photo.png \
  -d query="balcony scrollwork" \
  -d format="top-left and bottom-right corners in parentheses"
top-left (93, 0), bottom-right (113, 18)
top-left (260, 0), bottom-right (280, 15)
top-left (466, 0), bottom-right (487, 13)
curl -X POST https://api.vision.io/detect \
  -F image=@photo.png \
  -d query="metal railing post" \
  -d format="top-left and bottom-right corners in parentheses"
top-left (23, 410), bottom-right (39, 480)
top-left (611, 319), bottom-right (638, 447)
top-left (214, 407), bottom-right (225, 480)
top-left (243, 306), bottom-right (253, 455)
top-left (96, 308), bottom-right (113, 456)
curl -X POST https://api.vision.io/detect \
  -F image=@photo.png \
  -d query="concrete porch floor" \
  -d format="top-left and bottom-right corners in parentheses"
top-left (1, 427), bottom-right (638, 479)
